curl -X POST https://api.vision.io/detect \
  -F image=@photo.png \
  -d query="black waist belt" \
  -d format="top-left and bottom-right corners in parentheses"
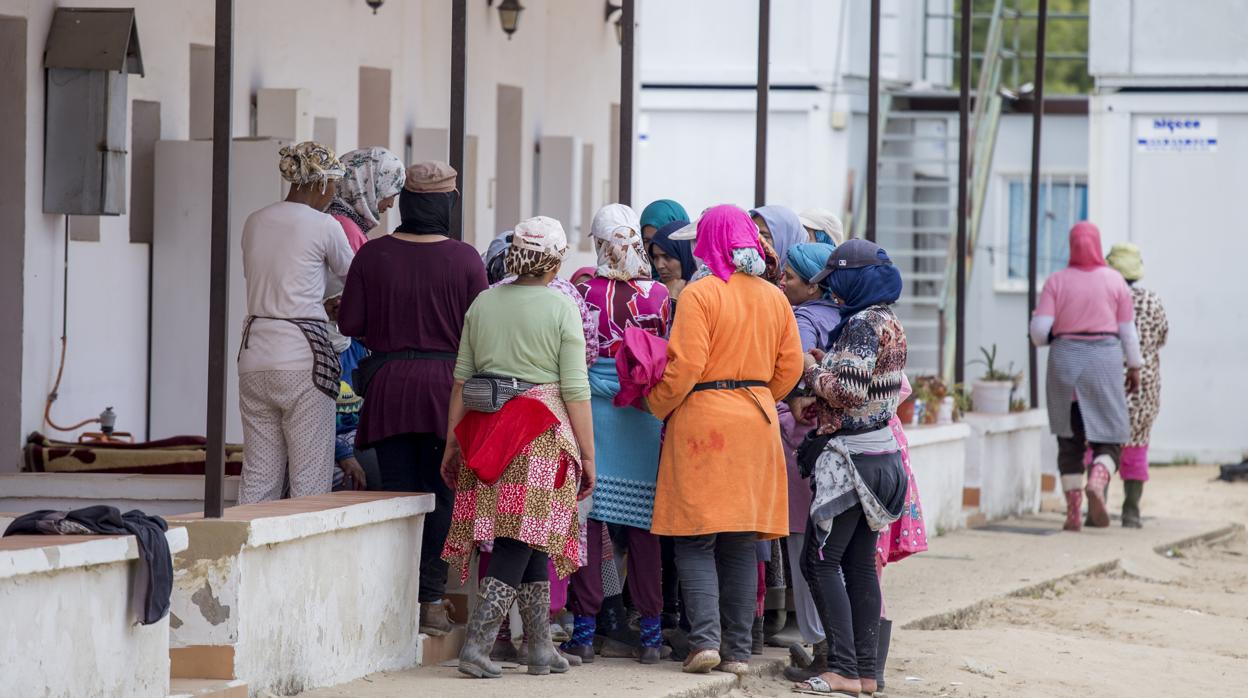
top-left (691, 379), bottom-right (768, 392)
top-left (353, 349), bottom-right (458, 398)
top-left (690, 380), bottom-right (771, 423)
top-left (1055, 333), bottom-right (1118, 340)
top-left (374, 349), bottom-right (458, 362)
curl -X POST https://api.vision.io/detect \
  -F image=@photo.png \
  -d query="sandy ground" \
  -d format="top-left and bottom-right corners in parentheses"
top-left (731, 465), bottom-right (1248, 698)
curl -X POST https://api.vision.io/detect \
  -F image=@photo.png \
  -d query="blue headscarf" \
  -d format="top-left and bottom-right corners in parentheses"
top-left (785, 242), bottom-right (837, 298)
top-left (823, 240), bottom-right (903, 345)
top-left (640, 199), bottom-right (689, 232)
top-left (649, 220), bottom-right (697, 281)
top-left (750, 205), bottom-right (805, 270)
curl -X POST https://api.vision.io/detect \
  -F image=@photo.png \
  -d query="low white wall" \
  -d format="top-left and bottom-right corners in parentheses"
top-left (0, 473), bottom-right (240, 517)
top-left (170, 493), bottom-right (434, 696)
top-left (963, 410), bottom-right (1047, 520)
top-left (905, 423), bottom-right (970, 536)
top-left (0, 527), bottom-right (188, 697)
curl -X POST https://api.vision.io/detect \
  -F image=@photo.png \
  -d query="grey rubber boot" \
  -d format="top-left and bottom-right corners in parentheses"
top-left (458, 577), bottom-right (516, 679)
top-left (518, 581), bottom-right (570, 675)
top-left (1122, 480), bottom-right (1144, 528)
top-left (876, 618), bottom-right (893, 691)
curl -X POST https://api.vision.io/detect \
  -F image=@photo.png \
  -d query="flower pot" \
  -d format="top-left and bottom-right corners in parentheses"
top-left (972, 380), bottom-right (1013, 415)
top-left (896, 396), bottom-right (915, 425)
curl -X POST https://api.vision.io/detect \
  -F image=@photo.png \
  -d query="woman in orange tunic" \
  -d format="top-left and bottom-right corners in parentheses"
top-left (647, 204), bottom-right (804, 675)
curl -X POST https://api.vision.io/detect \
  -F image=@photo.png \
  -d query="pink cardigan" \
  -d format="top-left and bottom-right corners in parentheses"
top-left (330, 213), bottom-right (369, 253)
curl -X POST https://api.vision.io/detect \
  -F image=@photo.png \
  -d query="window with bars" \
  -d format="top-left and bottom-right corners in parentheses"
top-left (1004, 175), bottom-right (1088, 282)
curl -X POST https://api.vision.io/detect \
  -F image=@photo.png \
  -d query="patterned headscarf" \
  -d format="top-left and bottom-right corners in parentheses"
top-left (693, 205), bottom-right (767, 282)
top-left (278, 141), bottom-right (345, 191)
top-left (506, 216), bottom-right (568, 277)
top-left (590, 203), bottom-right (649, 281)
top-left (330, 147), bottom-right (406, 231)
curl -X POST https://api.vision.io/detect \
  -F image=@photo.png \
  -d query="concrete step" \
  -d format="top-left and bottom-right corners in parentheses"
top-left (167, 678), bottom-right (247, 698)
top-left (421, 624), bottom-right (466, 666)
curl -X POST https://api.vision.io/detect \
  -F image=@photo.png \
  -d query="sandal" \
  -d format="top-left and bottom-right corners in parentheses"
top-left (793, 674), bottom-right (862, 696)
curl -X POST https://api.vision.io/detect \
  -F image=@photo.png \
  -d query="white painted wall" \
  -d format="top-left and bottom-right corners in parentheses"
top-left (3, 0), bottom-right (620, 466)
top-left (171, 494), bottom-right (434, 695)
top-left (963, 411), bottom-right (1045, 520)
top-left (636, 88), bottom-right (848, 216)
top-left (906, 423), bottom-right (970, 536)
top-left (0, 528), bottom-right (188, 697)
top-left (1090, 0), bottom-right (1248, 87)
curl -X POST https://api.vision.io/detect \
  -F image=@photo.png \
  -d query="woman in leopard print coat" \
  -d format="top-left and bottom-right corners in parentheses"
top-left (1107, 243), bottom-right (1168, 528)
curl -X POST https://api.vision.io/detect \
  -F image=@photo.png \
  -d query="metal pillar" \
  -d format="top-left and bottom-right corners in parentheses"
top-left (954, 0), bottom-right (970, 385)
top-left (205, 0), bottom-right (233, 519)
top-left (1027, 0), bottom-right (1048, 408)
top-left (754, 0), bottom-right (770, 208)
top-left (866, 0), bottom-right (881, 241)
top-left (449, 0), bottom-right (467, 240)
top-left (618, 0), bottom-right (635, 206)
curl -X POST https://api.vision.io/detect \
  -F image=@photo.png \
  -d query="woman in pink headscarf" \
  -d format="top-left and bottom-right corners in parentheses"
top-left (1030, 222), bottom-right (1142, 532)
top-left (647, 204), bottom-right (803, 675)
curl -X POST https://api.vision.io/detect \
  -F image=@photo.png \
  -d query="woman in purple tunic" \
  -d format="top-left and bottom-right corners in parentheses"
top-left (338, 161), bottom-right (488, 637)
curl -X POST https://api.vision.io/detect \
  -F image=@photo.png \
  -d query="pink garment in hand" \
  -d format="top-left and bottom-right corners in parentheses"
top-left (877, 375), bottom-right (928, 566)
top-left (330, 213), bottom-right (369, 253)
top-left (614, 326), bottom-right (669, 409)
top-left (692, 204), bottom-right (765, 281)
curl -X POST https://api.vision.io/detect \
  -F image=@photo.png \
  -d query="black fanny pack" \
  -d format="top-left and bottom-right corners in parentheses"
top-left (796, 430), bottom-right (835, 479)
top-left (353, 349), bottom-right (458, 397)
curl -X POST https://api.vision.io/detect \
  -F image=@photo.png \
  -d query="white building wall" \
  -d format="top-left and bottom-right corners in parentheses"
top-left (1090, 0), bottom-right (1248, 88)
top-left (2, 0), bottom-right (619, 465)
top-left (1089, 92), bottom-right (1248, 462)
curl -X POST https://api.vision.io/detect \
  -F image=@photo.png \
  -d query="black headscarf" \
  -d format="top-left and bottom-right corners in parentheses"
top-left (648, 220), bottom-right (697, 281)
top-left (394, 189), bottom-right (458, 235)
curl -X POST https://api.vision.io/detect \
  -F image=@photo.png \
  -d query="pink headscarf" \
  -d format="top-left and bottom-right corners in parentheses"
top-left (1068, 221), bottom-right (1107, 270)
top-left (693, 204), bottom-right (766, 281)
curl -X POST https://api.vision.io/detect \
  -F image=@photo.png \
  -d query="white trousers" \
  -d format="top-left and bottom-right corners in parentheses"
top-left (786, 532), bottom-right (826, 644)
top-left (238, 370), bottom-right (334, 504)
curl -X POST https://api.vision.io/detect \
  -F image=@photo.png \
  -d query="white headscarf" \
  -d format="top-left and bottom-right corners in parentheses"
top-left (590, 203), bottom-right (648, 281)
top-left (797, 208), bottom-right (845, 246)
top-left (332, 147), bottom-right (406, 231)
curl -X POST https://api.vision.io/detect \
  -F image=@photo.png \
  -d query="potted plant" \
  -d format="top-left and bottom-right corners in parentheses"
top-left (969, 344), bottom-right (1021, 415)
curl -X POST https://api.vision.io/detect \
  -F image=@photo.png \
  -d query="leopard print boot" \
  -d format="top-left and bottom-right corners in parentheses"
top-left (459, 577), bottom-right (516, 679)
top-left (517, 581), bottom-right (570, 675)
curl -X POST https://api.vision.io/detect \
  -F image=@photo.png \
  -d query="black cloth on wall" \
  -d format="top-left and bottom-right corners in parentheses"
top-left (4, 505), bottom-right (172, 625)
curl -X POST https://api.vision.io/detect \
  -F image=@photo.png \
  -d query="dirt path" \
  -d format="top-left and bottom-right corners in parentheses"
top-left (732, 465), bottom-right (1248, 698)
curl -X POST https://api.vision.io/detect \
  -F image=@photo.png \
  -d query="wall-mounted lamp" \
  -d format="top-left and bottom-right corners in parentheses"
top-left (365, 0), bottom-right (384, 15)
top-left (487, 0), bottom-right (525, 40)
top-left (605, 1), bottom-right (623, 45)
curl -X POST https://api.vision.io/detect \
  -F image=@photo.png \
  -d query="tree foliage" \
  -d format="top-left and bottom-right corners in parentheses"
top-left (954, 0), bottom-right (1090, 96)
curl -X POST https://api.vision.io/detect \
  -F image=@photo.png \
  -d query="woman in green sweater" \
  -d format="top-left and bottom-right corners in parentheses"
top-left (441, 216), bottom-right (596, 680)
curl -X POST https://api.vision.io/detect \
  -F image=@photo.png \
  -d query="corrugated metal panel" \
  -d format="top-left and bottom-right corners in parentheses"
top-left (43, 7), bottom-right (144, 77)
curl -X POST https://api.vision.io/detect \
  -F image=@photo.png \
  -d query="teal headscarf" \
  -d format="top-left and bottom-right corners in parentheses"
top-left (640, 199), bottom-right (689, 231)
top-left (786, 242), bottom-right (837, 298)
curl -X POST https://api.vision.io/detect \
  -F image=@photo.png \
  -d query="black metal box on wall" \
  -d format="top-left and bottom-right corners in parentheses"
top-left (42, 7), bottom-right (143, 216)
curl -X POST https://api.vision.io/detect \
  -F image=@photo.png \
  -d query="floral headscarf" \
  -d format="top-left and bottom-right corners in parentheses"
top-left (590, 203), bottom-right (649, 281)
top-left (330, 147), bottom-right (406, 231)
top-left (278, 141), bottom-right (345, 192)
top-left (506, 216), bottom-right (568, 277)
